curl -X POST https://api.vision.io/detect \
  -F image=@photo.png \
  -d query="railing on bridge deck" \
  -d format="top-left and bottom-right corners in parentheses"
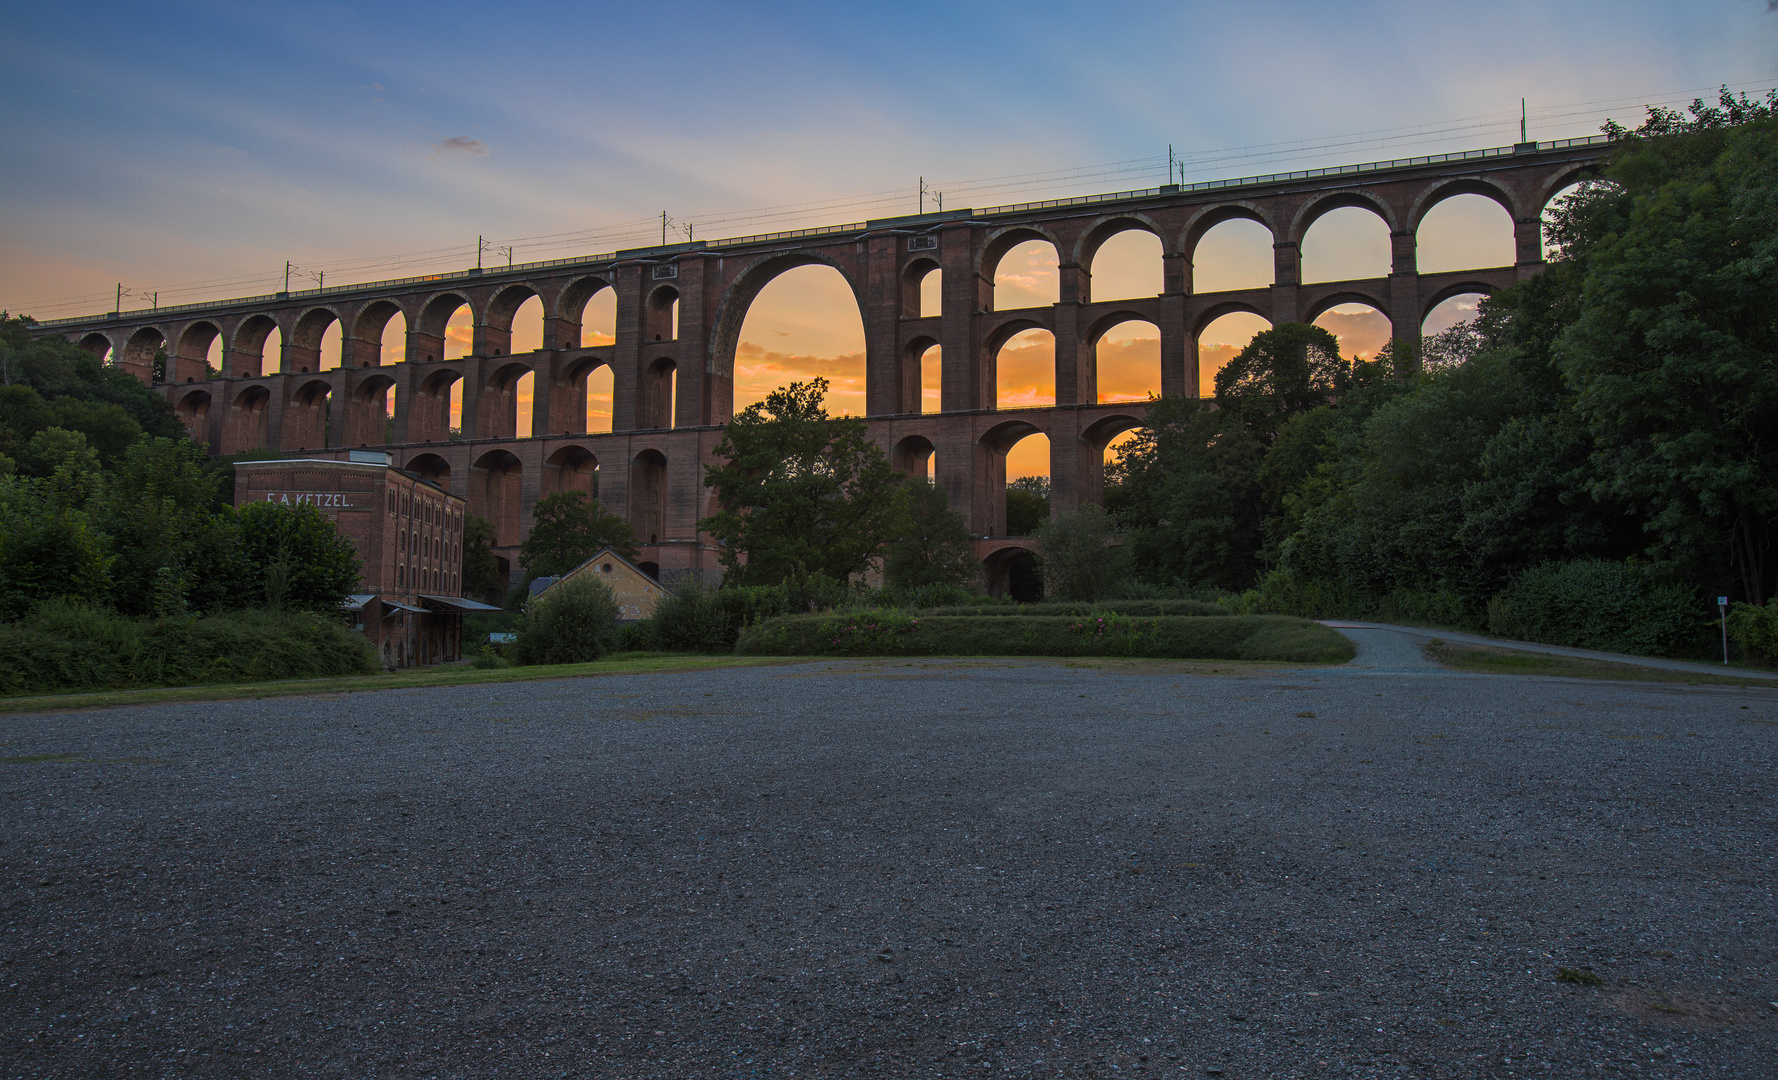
top-left (34, 136), bottom-right (1611, 329)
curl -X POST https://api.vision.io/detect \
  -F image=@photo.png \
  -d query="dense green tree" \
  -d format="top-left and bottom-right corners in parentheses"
top-left (0, 385), bottom-right (55, 469)
top-left (1549, 90), bottom-right (1778, 601)
top-left (88, 436), bottom-right (237, 616)
top-left (1112, 394), bottom-right (1268, 590)
top-left (1213, 323), bottom-right (1349, 440)
top-left (1034, 503), bottom-right (1131, 602)
top-left (1282, 350), bottom-right (1532, 596)
top-left (885, 478), bottom-right (979, 592)
top-left (518, 491), bottom-right (638, 578)
top-left (0, 475), bottom-right (111, 621)
top-left (233, 501), bottom-right (361, 612)
top-left (700, 379), bottom-right (903, 586)
top-left (0, 315), bottom-right (182, 442)
top-left (460, 514), bottom-right (506, 602)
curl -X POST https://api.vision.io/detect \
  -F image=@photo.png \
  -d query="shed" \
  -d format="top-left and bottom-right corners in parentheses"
top-left (536, 547), bottom-right (672, 621)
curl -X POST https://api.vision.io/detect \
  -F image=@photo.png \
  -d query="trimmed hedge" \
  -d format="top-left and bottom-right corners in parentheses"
top-left (734, 611), bottom-right (1353, 663)
top-left (0, 604), bottom-right (377, 695)
top-left (918, 599), bottom-right (1230, 618)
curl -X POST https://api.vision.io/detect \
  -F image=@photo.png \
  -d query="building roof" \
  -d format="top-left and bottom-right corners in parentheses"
top-left (549, 547), bottom-right (673, 596)
top-left (420, 594), bottom-right (504, 612)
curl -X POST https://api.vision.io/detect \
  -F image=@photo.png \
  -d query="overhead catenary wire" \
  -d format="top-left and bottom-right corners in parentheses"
top-left (15, 79), bottom-right (1773, 319)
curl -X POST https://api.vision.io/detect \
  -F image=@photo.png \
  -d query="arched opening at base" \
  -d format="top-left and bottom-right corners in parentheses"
top-left (984, 547), bottom-right (1043, 602)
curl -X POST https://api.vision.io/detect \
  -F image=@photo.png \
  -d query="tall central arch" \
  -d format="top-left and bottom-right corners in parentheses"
top-left (707, 251), bottom-right (866, 423)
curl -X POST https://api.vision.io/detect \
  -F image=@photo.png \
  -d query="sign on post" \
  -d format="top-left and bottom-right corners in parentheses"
top-left (1719, 597), bottom-right (1730, 666)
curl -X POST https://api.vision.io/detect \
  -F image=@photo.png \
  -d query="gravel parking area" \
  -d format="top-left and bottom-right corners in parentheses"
top-left (3, 659), bottom-right (1775, 1079)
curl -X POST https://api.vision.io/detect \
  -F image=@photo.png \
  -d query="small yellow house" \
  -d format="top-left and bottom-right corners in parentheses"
top-left (542, 547), bottom-right (672, 621)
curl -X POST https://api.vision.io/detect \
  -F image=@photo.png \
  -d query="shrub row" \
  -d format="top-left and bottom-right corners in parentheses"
top-left (734, 612), bottom-right (1353, 663)
top-left (1486, 559), bottom-right (1707, 656)
top-left (0, 602), bottom-right (377, 695)
top-left (919, 599), bottom-right (1230, 618)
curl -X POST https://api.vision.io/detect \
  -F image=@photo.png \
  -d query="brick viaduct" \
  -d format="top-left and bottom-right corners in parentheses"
top-left (39, 139), bottom-right (1607, 591)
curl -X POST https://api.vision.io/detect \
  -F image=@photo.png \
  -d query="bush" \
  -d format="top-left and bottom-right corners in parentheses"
top-left (735, 612), bottom-right (1353, 663)
top-left (650, 584), bottom-right (735, 653)
top-left (1727, 598), bottom-right (1778, 664)
top-left (1035, 505), bottom-right (1132, 602)
top-left (0, 602), bottom-right (376, 695)
top-left (1487, 559), bottom-right (1706, 656)
top-left (1215, 571), bottom-right (1474, 629)
top-left (617, 621), bottom-right (654, 652)
top-left (511, 575), bottom-right (622, 665)
top-left (470, 642), bottom-right (511, 669)
top-left (870, 582), bottom-right (984, 610)
top-left (916, 599), bottom-right (1229, 618)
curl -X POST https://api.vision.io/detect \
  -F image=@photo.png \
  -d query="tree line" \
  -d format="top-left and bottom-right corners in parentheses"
top-left (1106, 89), bottom-right (1777, 655)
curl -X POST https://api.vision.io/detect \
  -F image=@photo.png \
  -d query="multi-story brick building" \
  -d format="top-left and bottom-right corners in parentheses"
top-left (233, 452), bottom-right (497, 667)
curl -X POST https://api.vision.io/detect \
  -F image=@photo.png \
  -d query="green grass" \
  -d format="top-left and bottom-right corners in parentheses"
top-left (1424, 640), bottom-right (1778, 687)
top-left (0, 654), bottom-right (803, 715)
top-left (737, 613), bottom-right (1354, 663)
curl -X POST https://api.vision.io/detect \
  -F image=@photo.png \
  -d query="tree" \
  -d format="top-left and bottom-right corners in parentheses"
top-left (1213, 323), bottom-right (1349, 440)
top-left (700, 378), bottom-right (904, 586)
top-left (0, 385), bottom-right (55, 467)
top-left (0, 474), bottom-right (111, 621)
top-left (517, 491), bottom-right (637, 578)
top-left (1034, 503), bottom-right (1131, 602)
top-left (460, 514), bottom-right (505, 602)
top-left (233, 501), bottom-right (361, 612)
top-left (885, 478), bottom-right (979, 592)
top-left (1551, 90), bottom-right (1778, 602)
top-left (0, 316), bottom-right (182, 442)
top-left (88, 435), bottom-right (235, 617)
top-left (1113, 394), bottom-right (1268, 590)
top-left (511, 574), bottom-right (621, 665)
top-left (1005, 476), bottom-right (1050, 536)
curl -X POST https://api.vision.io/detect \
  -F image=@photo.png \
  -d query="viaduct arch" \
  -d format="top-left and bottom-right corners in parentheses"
top-left (36, 138), bottom-right (1608, 591)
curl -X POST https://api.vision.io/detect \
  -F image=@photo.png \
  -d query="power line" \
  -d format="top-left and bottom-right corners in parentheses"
top-left (14, 79), bottom-right (1772, 318)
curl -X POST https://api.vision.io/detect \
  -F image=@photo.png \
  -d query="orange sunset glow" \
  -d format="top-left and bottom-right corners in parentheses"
top-left (320, 200), bottom-right (1519, 479)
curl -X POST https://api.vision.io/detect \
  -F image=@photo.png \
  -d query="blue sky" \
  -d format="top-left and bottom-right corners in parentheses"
top-left (3, 0), bottom-right (1775, 316)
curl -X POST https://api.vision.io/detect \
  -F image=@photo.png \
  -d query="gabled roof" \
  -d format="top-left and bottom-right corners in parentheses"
top-left (544, 547), bottom-right (672, 596)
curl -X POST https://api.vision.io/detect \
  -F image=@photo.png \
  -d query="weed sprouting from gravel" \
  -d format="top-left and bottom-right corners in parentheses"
top-left (1557, 967), bottom-right (1604, 986)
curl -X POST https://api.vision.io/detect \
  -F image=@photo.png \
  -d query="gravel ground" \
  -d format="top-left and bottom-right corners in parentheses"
top-left (2, 659), bottom-right (1775, 1079)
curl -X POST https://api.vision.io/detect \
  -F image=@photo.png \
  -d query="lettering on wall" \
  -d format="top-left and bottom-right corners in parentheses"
top-left (262, 492), bottom-right (357, 509)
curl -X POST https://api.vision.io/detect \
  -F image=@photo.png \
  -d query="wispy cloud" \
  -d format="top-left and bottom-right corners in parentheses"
top-left (434, 136), bottom-right (488, 157)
